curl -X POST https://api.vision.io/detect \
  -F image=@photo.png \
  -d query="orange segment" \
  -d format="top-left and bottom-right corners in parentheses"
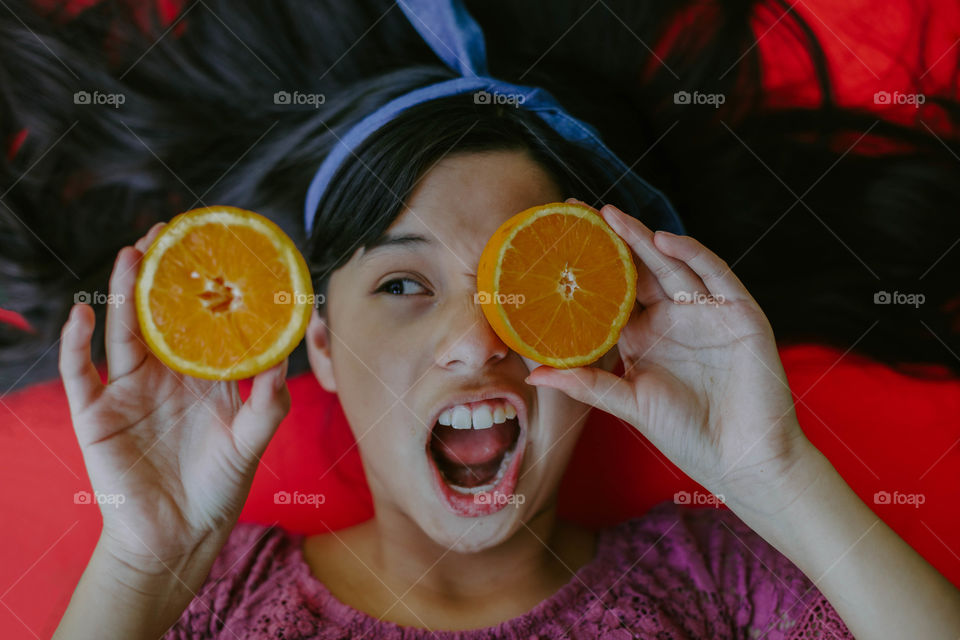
top-left (476, 202), bottom-right (637, 368)
top-left (135, 206), bottom-right (313, 380)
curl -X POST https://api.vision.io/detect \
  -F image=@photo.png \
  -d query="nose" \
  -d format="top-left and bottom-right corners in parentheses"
top-left (436, 293), bottom-right (508, 371)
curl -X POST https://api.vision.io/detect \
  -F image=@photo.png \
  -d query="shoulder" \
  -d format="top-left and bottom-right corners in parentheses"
top-left (600, 500), bottom-right (852, 639)
top-left (207, 520), bottom-right (298, 582)
top-left (606, 500), bottom-right (804, 584)
top-left (163, 522), bottom-right (312, 639)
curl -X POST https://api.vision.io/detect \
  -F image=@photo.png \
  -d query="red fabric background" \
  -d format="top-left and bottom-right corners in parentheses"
top-left (1, 1), bottom-right (959, 638)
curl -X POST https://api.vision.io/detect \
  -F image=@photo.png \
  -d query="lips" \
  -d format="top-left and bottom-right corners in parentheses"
top-left (425, 392), bottom-right (528, 517)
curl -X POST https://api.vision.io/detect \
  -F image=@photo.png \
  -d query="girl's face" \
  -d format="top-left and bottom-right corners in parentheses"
top-left (307, 150), bottom-right (618, 552)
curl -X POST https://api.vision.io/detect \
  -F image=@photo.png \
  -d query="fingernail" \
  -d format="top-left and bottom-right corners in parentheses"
top-left (600, 205), bottom-right (623, 226)
top-left (656, 230), bottom-right (677, 238)
top-left (525, 374), bottom-right (552, 387)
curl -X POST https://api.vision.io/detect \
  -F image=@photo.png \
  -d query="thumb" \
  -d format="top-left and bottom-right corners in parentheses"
top-left (525, 365), bottom-right (639, 426)
top-left (232, 358), bottom-right (290, 463)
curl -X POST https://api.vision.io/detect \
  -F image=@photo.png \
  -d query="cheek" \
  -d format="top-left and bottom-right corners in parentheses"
top-left (331, 320), bottom-right (431, 447)
top-left (348, 398), bottom-right (429, 498)
top-left (356, 424), bottom-right (420, 476)
top-left (515, 357), bottom-right (588, 458)
top-left (338, 355), bottom-right (424, 446)
top-left (532, 386), bottom-right (588, 445)
top-left (333, 307), bottom-right (422, 396)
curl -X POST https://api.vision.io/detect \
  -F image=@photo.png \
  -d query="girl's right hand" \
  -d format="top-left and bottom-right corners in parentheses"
top-left (58, 222), bottom-right (291, 572)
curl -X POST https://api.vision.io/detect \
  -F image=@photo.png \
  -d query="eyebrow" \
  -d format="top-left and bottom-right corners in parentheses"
top-left (358, 232), bottom-right (433, 263)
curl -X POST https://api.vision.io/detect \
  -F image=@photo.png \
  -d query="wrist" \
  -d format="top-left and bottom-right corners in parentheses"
top-left (716, 442), bottom-right (960, 639)
top-left (54, 533), bottom-right (226, 640)
top-left (718, 433), bottom-right (831, 523)
top-left (721, 439), bottom-right (848, 552)
top-left (87, 545), bottom-right (196, 623)
top-left (95, 525), bottom-right (229, 586)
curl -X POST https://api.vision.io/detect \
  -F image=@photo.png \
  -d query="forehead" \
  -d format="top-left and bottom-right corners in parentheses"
top-left (389, 150), bottom-right (564, 248)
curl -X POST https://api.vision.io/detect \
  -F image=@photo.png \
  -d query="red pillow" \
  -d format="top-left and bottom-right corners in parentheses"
top-left (2, 344), bottom-right (959, 639)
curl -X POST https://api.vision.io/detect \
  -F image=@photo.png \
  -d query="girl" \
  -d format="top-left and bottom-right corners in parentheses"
top-left (1, 0), bottom-right (958, 637)
top-left (53, 127), bottom-right (960, 638)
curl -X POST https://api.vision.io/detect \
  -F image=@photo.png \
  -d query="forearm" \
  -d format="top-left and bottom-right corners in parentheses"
top-left (53, 533), bottom-right (227, 640)
top-left (726, 442), bottom-right (960, 639)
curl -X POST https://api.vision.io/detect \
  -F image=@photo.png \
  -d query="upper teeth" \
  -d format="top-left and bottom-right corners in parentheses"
top-left (437, 399), bottom-right (517, 430)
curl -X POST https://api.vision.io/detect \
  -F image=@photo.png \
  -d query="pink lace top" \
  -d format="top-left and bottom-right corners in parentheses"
top-left (164, 501), bottom-right (852, 638)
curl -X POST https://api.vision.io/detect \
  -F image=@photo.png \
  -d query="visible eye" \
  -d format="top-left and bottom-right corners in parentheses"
top-left (375, 277), bottom-right (430, 297)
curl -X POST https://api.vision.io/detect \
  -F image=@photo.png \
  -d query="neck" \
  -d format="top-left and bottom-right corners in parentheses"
top-left (303, 499), bottom-right (598, 629)
top-left (367, 502), bottom-right (582, 601)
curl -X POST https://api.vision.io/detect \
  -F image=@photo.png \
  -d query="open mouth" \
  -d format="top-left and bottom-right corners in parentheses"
top-left (426, 397), bottom-right (526, 517)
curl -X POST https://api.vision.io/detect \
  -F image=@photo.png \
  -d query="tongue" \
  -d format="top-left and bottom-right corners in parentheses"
top-left (430, 419), bottom-right (520, 488)
top-left (431, 419), bottom-right (519, 465)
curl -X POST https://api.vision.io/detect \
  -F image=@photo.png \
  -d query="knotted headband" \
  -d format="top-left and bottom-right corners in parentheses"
top-left (303, 0), bottom-right (685, 236)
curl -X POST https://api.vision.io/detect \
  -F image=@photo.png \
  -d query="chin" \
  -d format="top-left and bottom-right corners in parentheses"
top-left (422, 502), bottom-right (531, 553)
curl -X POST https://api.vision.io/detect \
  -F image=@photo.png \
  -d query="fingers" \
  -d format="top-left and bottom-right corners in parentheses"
top-left (652, 231), bottom-right (753, 303)
top-left (105, 223), bottom-right (166, 382)
top-left (232, 359), bottom-right (290, 463)
top-left (631, 256), bottom-right (668, 309)
top-left (135, 222), bottom-right (166, 253)
top-left (59, 304), bottom-right (105, 416)
top-left (525, 363), bottom-right (639, 427)
top-left (599, 204), bottom-right (709, 303)
top-left (105, 247), bottom-right (148, 382)
top-left (565, 199), bottom-right (665, 307)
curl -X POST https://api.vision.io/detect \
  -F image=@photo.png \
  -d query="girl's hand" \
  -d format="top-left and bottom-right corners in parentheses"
top-left (58, 223), bottom-right (291, 571)
top-left (525, 202), bottom-right (815, 509)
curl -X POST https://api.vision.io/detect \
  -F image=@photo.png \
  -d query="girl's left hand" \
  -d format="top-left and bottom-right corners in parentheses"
top-left (525, 202), bottom-right (816, 509)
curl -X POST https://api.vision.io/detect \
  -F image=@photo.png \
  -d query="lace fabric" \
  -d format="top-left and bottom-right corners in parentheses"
top-left (164, 501), bottom-right (853, 639)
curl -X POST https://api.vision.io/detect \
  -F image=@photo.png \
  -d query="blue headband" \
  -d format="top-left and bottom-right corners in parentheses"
top-left (303, 0), bottom-right (685, 237)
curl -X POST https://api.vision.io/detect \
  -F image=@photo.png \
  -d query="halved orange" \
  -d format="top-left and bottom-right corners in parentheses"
top-left (135, 206), bottom-right (313, 380)
top-left (476, 202), bottom-right (637, 368)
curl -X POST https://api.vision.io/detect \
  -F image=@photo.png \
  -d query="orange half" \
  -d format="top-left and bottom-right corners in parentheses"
top-left (476, 202), bottom-right (637, 368)
top-left (135, 206), bottom-right (313, 380)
